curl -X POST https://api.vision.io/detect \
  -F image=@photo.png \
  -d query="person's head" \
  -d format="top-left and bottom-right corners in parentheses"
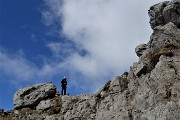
top-left (64, 76), bottom-right (66, 79)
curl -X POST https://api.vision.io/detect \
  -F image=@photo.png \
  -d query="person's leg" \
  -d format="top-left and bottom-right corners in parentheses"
top-left (64, 87), bottom-right (66, 95)
top-left (62, 87), bottom-right (64, 95)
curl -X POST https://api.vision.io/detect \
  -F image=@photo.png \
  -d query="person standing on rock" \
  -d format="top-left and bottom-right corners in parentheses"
top-left (61, 76), bottom-right (67, 95)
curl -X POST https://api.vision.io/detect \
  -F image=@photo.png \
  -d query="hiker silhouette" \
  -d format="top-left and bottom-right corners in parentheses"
top-left (61, 76), bottom-right (67, 95)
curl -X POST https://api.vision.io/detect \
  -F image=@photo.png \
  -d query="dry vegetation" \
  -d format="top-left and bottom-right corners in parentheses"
top-left (146, 44), bottom-right (178, 72)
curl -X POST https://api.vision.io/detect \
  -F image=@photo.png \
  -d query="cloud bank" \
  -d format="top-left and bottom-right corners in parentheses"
top-left (43, 0), bottom-right (165, 81)
top-left (0, 0), bottom-right (165, 93)
top-left (0, 48), bottom-right (59, 83)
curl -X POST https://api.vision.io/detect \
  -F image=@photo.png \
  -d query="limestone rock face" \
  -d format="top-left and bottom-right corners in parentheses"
top-left (36, 99), bottom-right (58, 111)
top-left (134, 62), bottom-right (147, 77)
top-left (60, 95), bottom-right (97, 120)
top-left (1, 0), bottom-right (180, 120)
top-left (148, 22), bottom-right (180, 50)
top-left (149, 0), bottom-right (180, 29)
top-left (13, 83), bottom-right (57, 109)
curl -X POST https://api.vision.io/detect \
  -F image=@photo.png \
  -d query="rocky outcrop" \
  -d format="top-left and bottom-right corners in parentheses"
top-left (0, 108), bottom-right (4, 116)
top-left (135, 44), bottom-right (147, 57)
top-left (13, 83), bottom-right (57, 109)
top-left (149, 0), bottom-right (180, 29)
top-left (1, 0), bottom-right (180, 120)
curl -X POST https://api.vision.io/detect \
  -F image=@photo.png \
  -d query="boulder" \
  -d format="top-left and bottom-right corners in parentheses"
top-left (14, 83), bottom-right (57, 109)
top-left (135, 44), bottom-right (147, 57)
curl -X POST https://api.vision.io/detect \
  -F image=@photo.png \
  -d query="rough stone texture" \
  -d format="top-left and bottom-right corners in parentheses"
top-left (135, 44), bottom-right (147, 57)
top-left (60, 94), bottom-right (97, 120)
top-left (36, 99), bottom-right (58, 111)
top-left (149, 0), bottom-right (180, 29)
top-left (0, 109), bottom-right (4, 116)
top-left (1, 0), bottom-right (180, 120)
top-left (134, 62), bottom-right (147, 77)
top-left (13, 83), bottom-right (57, 109)
top-left (148, 22), bottom-right (180, 50)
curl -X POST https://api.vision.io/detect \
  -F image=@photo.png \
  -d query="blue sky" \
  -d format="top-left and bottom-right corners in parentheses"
top-left (0, 0), bottom-right (165, 111)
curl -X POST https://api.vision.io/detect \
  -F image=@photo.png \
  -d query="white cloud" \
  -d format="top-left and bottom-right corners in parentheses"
top-left (43, 0), bottom-right (165, 80)
top-left (30, 34), bottom-right (37, 41)
top-left (0, 49), bottom-right (36, 81)
top-left (0, 0), bottom-right (166, 93)
top-left (41, 11), bottom-right (55, 26)
top-left (0, 48), bottom-right (60, 84)
top-left (46, 42), bottom-right (74, 58)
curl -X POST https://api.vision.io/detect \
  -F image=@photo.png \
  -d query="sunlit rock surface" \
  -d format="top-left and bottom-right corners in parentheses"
top-left (13, 83), bottom-right (57, 109)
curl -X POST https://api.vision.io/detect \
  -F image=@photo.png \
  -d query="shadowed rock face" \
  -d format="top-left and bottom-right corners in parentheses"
top-left (1, 0), bottom-right (180, 120)
top-left (149, 0), bottom-right (180, 29)
top-left (135, 44), bottom-right (147, 57)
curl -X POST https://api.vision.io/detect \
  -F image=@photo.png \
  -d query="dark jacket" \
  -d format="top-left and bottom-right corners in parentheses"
top-left (61, 78), bottom-right (67, 88)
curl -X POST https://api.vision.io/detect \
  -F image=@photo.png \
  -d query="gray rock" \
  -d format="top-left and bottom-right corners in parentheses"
top-left (148, 0), bottom-right (180, 29)
top-left (36, 99), bottom-right (56, 111)
top-left (163, 0), bottom-right (180, 28)
top-left (135, 44), bottom-right (147, 57)
top-left (14, 83), bottom-right (57, 109)
top-left (0, 108), bottom-right (4, 116)
top-left (45, 115), bottom-right (62, 120)
top-left (148, 1), bottom-right (168, 29)
top-left (134, 62), bottom-right (147, 77)
top-left (148, 22), bottom-right (180, 50)
top-left (14, 110), bottom-right (19, 116)
top-left (110, 76), bottom-right (128, 94)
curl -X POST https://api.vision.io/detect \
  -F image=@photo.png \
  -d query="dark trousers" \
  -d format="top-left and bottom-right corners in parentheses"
top-left (61, 87), bottom-right (66, 95)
